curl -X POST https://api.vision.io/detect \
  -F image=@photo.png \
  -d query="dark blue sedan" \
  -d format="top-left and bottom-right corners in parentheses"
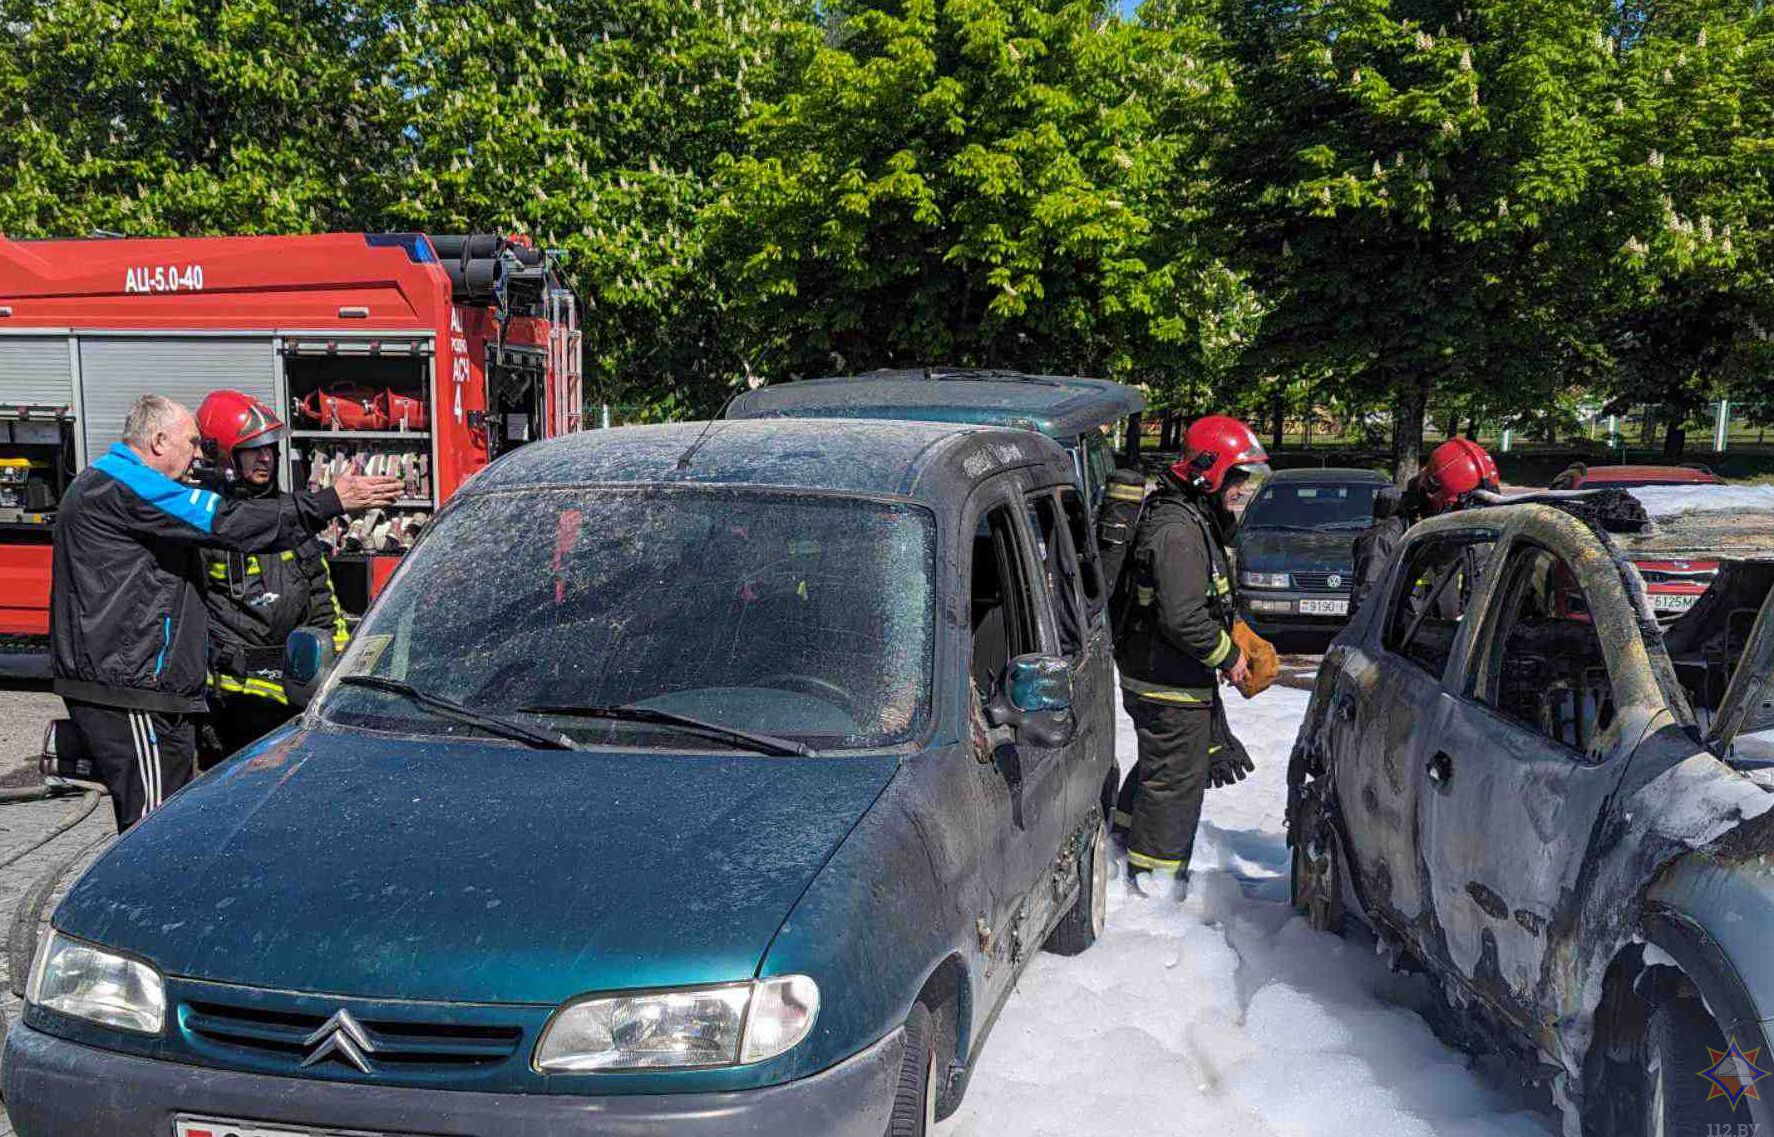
top-left (1234, 467), bottom-right (1389, 636)
top-left (6, 419), bottom-right (1117, 1136)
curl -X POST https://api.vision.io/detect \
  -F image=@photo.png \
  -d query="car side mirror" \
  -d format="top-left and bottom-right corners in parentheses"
top-left (283, 629), bottom-right (337, 708)
top-left (986, 654), bottom-right (1076, 748)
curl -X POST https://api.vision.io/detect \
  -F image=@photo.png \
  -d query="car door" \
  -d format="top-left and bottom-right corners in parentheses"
top-left (1026, 485), bottom-right (1115, 831)
top-left (1330, 529), bottom-right (1496, 934)
top-left (1416, 528), bottom-right (1658, 1028)
top-left (964, 488), bottom-right (1055, 973)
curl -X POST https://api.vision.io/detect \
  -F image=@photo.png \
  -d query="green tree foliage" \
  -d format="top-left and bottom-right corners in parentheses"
top-left (0, 0), bottom-right (405, 235)
top-left (1211, 0), bottom-right (1614, 478)
top-left (1595, 0), bottom-right (1774, 457)
top-left (706, 0), bottom-right (1257, 398)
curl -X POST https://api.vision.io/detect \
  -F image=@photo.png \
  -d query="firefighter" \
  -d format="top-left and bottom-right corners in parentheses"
top-left (1113, 415), bottom-right (1270, 895)
top-left (1350, 437), bottom-right (1500, 613)
top-left (49, 394), bottom-right (402, 832)
top-left (195, 391), bottom-right (352, 765)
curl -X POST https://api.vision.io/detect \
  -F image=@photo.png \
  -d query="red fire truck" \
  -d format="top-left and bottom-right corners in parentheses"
top-left (0, 232), bottom-right (582, 667)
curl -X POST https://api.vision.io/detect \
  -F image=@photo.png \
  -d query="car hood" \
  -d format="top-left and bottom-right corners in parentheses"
top-left (55, 726), bottom-right (899, 1005)
top-left (1235, 527), bottom-right (1360, 572)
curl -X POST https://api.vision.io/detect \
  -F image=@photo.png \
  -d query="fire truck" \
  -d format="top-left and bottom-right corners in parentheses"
top-left (0, 232), bottom-right (582, 667)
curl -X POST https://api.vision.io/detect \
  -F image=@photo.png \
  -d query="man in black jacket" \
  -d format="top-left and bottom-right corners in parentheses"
top-left (195, 391), bottom-right (353, 764)
top-left (50, 394), bottom-right (400, 829)
top-left (1114, 415), bottom-right (1268, 893)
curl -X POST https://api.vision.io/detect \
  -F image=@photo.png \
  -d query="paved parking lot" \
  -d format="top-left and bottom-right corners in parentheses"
top-left (0, 684), bottom-right (117, 1136)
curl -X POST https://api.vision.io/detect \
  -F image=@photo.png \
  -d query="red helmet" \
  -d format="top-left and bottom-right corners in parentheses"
top-left (196, 390), bottom-right (284, 458)
top-left (1419, 438), bottom-right (1499, 514)
top-left (1170, 415), bottom-right (1271, 495)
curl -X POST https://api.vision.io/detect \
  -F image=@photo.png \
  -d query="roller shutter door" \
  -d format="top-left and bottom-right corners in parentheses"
top-left (0, 336), bottom-right (73, 409)
top-left (78, 337), bottom-right (275, 457)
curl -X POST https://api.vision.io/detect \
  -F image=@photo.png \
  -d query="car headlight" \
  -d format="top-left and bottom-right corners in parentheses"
top-left (25, 931), bottom-right (165, 1035)
top-left (535, 975), bottom-right (819, 1072)
top-left (1240, 571), bottom-right (1291, 589)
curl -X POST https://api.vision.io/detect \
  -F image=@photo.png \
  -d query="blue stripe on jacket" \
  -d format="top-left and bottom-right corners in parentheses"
top-left (92, 443), bottom-right (220, 534)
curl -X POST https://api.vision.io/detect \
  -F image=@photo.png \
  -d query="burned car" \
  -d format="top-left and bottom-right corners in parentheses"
top-left (1287, 494), bottom-right (1774, 1136)
top-left (5, 419), bottom-right (1118, 1136)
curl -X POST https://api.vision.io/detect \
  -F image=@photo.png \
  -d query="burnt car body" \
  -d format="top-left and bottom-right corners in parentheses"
top-left (1550, 468), bottom-right (1730, 619)
top-left (1233, 467), bottom-right (1388, 635)
top-left (5, 420), bottom-right (1119, 1135)
top-left (1286, 496), bottom-right (1774, 1135)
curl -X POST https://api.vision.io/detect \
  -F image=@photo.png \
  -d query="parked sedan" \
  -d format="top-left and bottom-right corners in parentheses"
top-left (5, 419), bottom-right (1118, 1136)
top-left (1552, 466), bottom-right (1731, 617)
top-left (1234, 468), bottom-right (1389, 634)
top-left (1287, 494), bottom-right (1774, 1136)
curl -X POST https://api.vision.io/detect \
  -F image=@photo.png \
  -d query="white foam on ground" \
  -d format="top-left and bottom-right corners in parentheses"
top-left (939, 685), bottom-right (1558, 1137)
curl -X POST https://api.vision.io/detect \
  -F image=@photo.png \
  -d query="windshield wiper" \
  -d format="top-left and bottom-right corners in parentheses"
top-left (518, 703), bottom-right (816, 758)
top-left (337, 675), bottom-right (578, 750)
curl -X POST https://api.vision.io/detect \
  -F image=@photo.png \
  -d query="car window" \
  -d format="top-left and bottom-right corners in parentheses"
top-left (972, 503), bottom-right (1041, 696)
top-left (1026, 492), bottom-right (1086, 659)
top-left (1084, 431), bottom-right (1117, 508)
top-left (322, 487), bottom-right (935, 750)
top-left (1058, 486), bottom-right (1105, 619)
top-left (1243, 482), bottom-right (1378, 531)
top-left (1471, 542), bottom-right (1617, 754)
top-left (1382, 534), bottom-right (1497, 679)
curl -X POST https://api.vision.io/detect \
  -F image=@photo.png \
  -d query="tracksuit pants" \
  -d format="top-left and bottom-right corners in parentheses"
top-left (65, 701), bottom-right (196, 832)
top-left (1115, 692), bottom-right (1245, 875)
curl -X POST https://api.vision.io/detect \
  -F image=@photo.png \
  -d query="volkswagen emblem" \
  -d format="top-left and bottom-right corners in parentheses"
top-left (300, 1008), bottom-right (377, 1073)
top-left (1326, 573), bottom-right (1343, 590)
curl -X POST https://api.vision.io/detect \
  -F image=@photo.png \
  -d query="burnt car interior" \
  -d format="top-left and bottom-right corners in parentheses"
top-left (1382, 534), bottom-right (1496, 677)
top-left (1662, 560), bottom-right (1774, 742)
top-left (1470, 543), bottom-right (1615, 754)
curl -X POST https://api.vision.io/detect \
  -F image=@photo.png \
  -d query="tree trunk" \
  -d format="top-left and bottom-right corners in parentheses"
top-left (1444, 413), bottom-right (1459, 439)
top-left (1272, 394), bottom-right (1285, 453)
top-left (1663, 421), bottom-right (1687, 462)
top-left (1464, 418), bottom-right (1477, 439)
top-left (1641, 409), bottom-right (1657, 447)
top-left (1391, 376), bottom-right (1430, 487)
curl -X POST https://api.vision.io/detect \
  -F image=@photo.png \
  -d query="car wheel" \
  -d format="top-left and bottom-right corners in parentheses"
top-left (1290, 791), bottom-right (1344, 934)
top-left (1642, 995), bottom-right (1749, 1137)
top-left (888, 1002), bottom-right (937, 1137)
top-left (1042, 819), bottom-right (1108, 956)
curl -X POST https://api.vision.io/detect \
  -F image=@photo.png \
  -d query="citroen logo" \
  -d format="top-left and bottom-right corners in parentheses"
top-left (300, 1008), bottom-right (377, 1073)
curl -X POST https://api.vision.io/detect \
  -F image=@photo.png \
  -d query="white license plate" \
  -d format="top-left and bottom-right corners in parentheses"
top-left (1652, 593), bottom-right (1699, 613)
top-left (177, 1120), bottom-right (385, 1137)
top-left (1299, 598), bottom-right (1349, 616)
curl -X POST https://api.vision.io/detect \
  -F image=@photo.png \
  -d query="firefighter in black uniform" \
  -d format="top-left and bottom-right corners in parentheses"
top-left (1113, 415), bottom-right (1270, 893)
top-left (49, 394), bottom-right (401, 831)
top-left (1350, 437), bottom-right (1500, 614)
top-left (195, 390), bottom-right (353, 764)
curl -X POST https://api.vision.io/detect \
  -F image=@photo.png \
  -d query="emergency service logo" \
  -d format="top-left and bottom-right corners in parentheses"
top-left (1697, 1035), bottom-right (1772, 1111)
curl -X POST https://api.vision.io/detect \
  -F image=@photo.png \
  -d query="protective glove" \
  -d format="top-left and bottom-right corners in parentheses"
top-left (1208, 745), bottom-right (1255, 788)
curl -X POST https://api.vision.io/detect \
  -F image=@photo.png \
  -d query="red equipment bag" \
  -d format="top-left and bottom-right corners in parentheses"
top-left (376, 390), bottom-right (429, 431)
top-left (296, 385), bottom-right (386, 431)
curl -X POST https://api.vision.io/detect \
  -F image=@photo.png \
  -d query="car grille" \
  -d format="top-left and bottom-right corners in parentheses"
top-left (183, 999), bottom-right (525, 1069)
top-left (1292, 571), bottom-right (1353, 593)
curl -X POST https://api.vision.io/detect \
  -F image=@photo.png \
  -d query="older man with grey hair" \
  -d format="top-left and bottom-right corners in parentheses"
top-left (49, 394), bottom-right (402, 830)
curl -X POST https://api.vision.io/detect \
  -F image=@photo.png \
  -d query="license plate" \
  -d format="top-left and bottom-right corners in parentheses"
top-left (177, 1120), bottom-right (387, 1137)
top-left (1652, 593), bottom-right (1699, 613)
top-left (1299, 598), bottom-right (1349, 616)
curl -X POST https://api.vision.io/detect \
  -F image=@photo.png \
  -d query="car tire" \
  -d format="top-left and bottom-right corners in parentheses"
top-left (888, 1002), bottom-right (938, 1137)
top-left (1043, 819), bottom-right (1108, 956)
top-left (1290, 790), bottom-right (1344, 935)
top-left (1642, 994), bottom-right (1748, 1137)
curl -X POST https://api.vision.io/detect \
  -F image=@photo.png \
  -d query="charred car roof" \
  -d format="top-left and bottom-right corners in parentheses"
top-left (725, 369), bottom-right (1144, 440)
top-left (461, 418), bottom-right (1077, 503)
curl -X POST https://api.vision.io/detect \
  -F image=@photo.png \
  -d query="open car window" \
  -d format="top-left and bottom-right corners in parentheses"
top-left (1470, 541), bottom-right (1619, 756)
top-left (972, 503), bottom-right (1042, 697)
top-left (1382, 534), bottom-right (1497, 680)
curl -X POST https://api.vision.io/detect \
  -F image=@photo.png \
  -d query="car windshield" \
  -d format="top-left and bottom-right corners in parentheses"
top-left (318, 487), bottom-right (936, 751)
top-left (1243, 483), bottom-right (1378, 531)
